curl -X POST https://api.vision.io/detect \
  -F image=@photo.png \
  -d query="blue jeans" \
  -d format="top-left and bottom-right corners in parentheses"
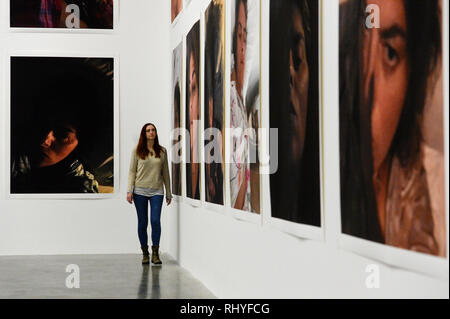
top-left (133, 194), bottom-right (164, 247)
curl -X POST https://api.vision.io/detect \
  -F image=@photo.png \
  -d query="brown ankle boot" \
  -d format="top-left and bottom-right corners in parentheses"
top-left (151, 245), bottom-right (162, 265)
top-left (141, 246), bottom-right (150, 265)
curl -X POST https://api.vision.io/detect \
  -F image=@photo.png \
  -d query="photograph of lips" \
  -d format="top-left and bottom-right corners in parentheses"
top-left (10, 56), bottom-right (114, 194)
top-left (186, 21), bottom-right (201, 201)
top-left (204, 0), bottom-right (225, 206)
top-left (10, 0), bottom-right (114, 29)
top-left (229, 0), bottom-right (261, 214)
top-left (269, 0), bottom-right (321, 226)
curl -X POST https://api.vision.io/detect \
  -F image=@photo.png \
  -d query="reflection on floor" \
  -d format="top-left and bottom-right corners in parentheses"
top-left (0, 253), bottom-right (216, 299)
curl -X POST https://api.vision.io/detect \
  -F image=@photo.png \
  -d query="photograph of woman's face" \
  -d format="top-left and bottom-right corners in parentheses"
top-left (172, 43), bottom-right (183, 196)
top-left (204, 0), bottom-right (225, 206)
top-left (186, 21), bottom-right (200, 200)
top-left (339, 0), bottom-right (445, 257)
top-left (363, 0), bottom-right (408, 172)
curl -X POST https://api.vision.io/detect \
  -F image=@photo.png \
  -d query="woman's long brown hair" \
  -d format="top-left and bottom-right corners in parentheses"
top-left (136, 123), bottom-right (164, 159)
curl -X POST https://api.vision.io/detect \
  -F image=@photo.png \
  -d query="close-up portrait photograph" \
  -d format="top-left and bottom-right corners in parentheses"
top-left (186, 21), bottom-right (201, 201)
top-left (10, 56), bottom-right (114, 194)
top-left (339, 0), bottom-right (446, 257)
top-left (270, 0), bottom-right (321, 227)
top-left (229, 0), bottom-right (261, 214)
top-left (204, 0), bottom-right (225, 206)
top-left (172, 43), bottom-right (183, 197)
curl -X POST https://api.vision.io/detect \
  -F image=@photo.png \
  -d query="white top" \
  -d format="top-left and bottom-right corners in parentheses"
top-left (230, 81), bottom-right (251, 211)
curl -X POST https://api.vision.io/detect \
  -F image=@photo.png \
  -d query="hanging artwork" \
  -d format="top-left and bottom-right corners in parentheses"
top-left (10, 0), bottom-right (114, 29)
top-left (204, 0), bottom-right (225, 206)
top-left (186, 21), bottom-right (201, 201)
top-left (172, 43), bottom-right (183, 197)
top-left (339, 0), bottom-right (447, 273)
top-left (269, 0), bottom-right (322, 229)
top-left (229, 0), bottom-right (261, 214)
top-left (10, 56), bottom-right (115, 195)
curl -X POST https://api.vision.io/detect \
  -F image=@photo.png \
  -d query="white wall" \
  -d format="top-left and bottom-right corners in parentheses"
top-left (0, 0), bottom-right (175, 256)
top-left (167, 0), bottom-right (450, 298)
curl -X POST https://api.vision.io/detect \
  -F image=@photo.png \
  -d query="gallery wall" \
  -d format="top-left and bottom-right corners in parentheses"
top-left (0, 0), bottom-right (177, 255)
top-left (167, 0), bottom-right (449, 298)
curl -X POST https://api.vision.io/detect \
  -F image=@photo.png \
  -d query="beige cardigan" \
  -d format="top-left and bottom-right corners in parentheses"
top-left (127, 147), bottom-right (172, 199)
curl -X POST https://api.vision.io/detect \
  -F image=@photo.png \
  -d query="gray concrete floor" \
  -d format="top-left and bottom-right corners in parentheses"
top-left (0, 254), bottom-right (216, 299)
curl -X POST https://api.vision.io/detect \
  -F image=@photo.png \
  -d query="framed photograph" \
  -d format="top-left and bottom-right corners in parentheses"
top-left (204, 0), bottom-right (225, 208)
top-left (185, 20), bottom-right (202, 203)
top-left (7, 52), bottom-right (119, 198)
top-left (228, 0), bottom-right (261, 220)
top-left (9, 0), bottom-right (117, 32)
top-left (172, 42), bottom-right (183, 199)
top-left (338, 0), bottom-right (448, 277)
top-left (267, 0), bottom-right (324, 240)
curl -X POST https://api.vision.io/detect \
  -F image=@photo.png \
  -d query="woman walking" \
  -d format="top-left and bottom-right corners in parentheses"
top-left (127, 123), bottom-right (172, 265)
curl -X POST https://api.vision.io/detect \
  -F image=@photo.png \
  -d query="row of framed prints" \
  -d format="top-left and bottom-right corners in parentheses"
top-left (170, 0), bottom-right (448, 277)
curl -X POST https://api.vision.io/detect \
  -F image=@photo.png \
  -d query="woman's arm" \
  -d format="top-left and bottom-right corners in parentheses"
top-left (127, 149), bottom-right (138, 193)
top-left (162, 148), bottom-right (173, 200)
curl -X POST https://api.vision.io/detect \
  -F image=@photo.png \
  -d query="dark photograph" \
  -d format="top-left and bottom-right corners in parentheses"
top-left (172, 43), bottom-right (183, 197)
top-left (10, 0), bottom-right (114, 29)
top-left (10, 57), bottom-right (115, 194)
top-left (186, 21), bottom-right (201, 201)
top-left (204, 0), bottom-right (225, 206)
top-left (270, 0), bottom-right (321, 226)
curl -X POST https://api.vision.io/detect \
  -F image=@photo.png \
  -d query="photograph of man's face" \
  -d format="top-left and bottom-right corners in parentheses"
top-left (10, 0), bottom-right (114, 29)
top-left (10, 57), bottom-right (114, 194)
top-left (186, 21), bottom-right (201, 200)
top-left (339, 0), bottom-right (446, 257)
top-left (270, 0), bottom-right (321, 226)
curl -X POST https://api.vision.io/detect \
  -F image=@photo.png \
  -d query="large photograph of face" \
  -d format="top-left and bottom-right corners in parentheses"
top-left (10, 57), bottom-right (114, 194)
top-left (186, 21), bottom-right (201, 200)
top-left (269, 0), bottom-right (321, 227)
top-left (204, 0), bottom-right (225, 206)
top-left (10, 0), bottom-right (114, 29)
top-left (172, 43), bottom-right (183, 197)
top-left (339, 0), bottom-right (446, 257)
top-left (230, 0), bottom-right (261, 214)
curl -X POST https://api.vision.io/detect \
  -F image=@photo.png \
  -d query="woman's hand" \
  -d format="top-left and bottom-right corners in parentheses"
top-left (127, 192), bottom-right (133, 204)
top-left (166, 198), bottom-right (172, 206)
